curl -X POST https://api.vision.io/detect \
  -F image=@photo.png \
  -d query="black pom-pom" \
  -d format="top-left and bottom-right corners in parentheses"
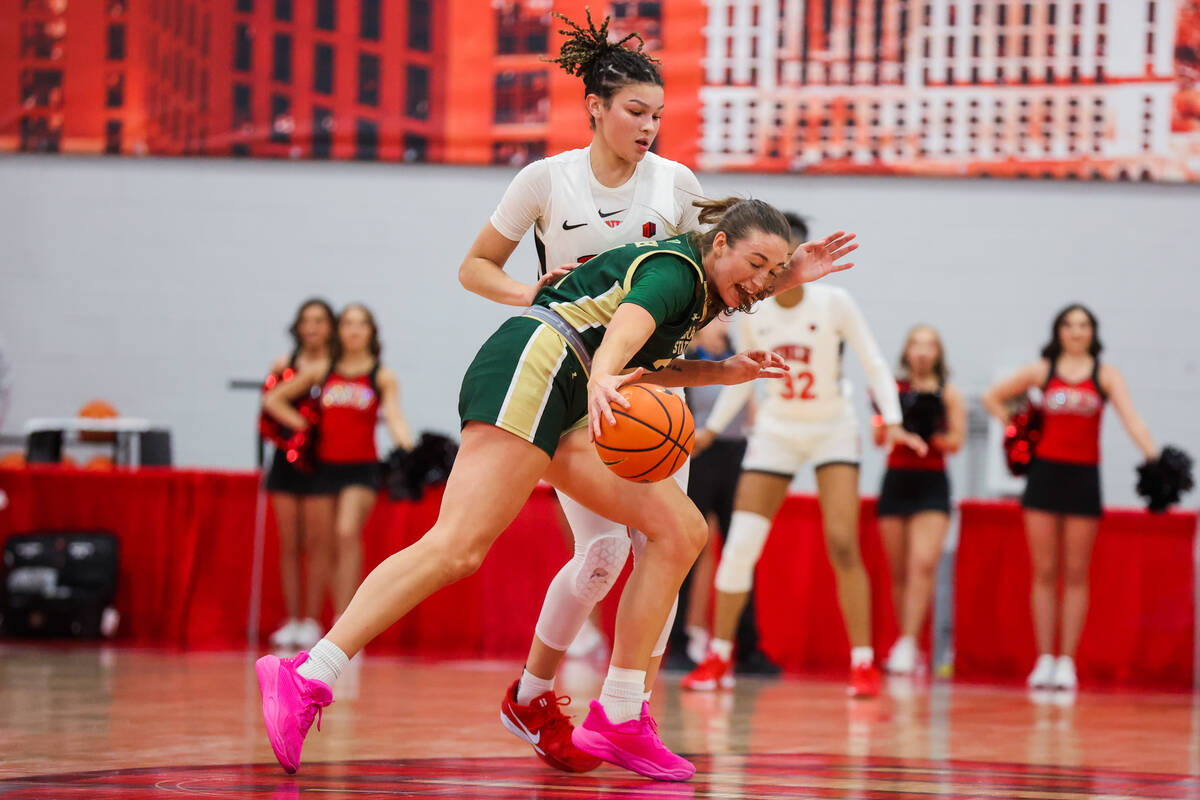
top-left (383, 432), bottom-right (459, 503)
top-left (1136, 445), bottom-right (1195, 513)
top-left (903, 392), bottom-right (945, 442)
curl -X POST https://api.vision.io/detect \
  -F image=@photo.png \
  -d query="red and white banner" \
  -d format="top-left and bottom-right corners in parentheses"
top-left (5, 0), bottom-right (1200, 182)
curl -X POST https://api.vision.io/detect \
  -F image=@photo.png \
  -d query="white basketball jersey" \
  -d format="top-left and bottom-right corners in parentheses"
top-left (737, 285), bottom-right (854, 424)
top-left (535, 148), bottom-right (686, 276)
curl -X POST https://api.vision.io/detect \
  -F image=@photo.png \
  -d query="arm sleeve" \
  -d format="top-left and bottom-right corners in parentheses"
top-left (834, 289), bottom-right (902, 425)
top-left (672, 164), bottom-right (705, 235)
top-left (701, 314), bottom-right (757, 434)
top-left (703, 382), bottom-right (752, 435)
top-left (488, 160), bottom-right (550, 242)
top-left (621, 256), bottom-right (699, 326)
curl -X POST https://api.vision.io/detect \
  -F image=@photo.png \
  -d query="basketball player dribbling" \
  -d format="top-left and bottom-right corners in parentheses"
top-left (254, 198), bottom-right (858, 781)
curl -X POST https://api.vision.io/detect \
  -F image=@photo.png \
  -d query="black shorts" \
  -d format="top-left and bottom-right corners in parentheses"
top-left (877, 468), bottom-right (951, 518)
top-left (314, 461), bottom-right (382, 495)
top-left (264, 449), bottom-right (319, 496)
top-left (686, 438), bottom-right (746, 535)
top-left (1022, 458), bottom-right (1102, 518)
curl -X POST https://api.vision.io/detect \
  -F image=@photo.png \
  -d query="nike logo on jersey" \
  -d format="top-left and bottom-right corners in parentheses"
top-left (562, 221), bottom-right (587, 230)
top-left (598, 208), bottom-right (625, 218)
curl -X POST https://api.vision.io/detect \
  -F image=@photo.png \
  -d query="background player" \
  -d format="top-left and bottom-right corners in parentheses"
top-left (682, 212), bottom-right (922, 697)
top-left (874, 324), bottom-right (965, 676)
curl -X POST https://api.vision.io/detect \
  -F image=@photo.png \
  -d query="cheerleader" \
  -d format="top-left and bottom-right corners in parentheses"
top-left (874, 325), bottom-right (965, 675)
top-left (682, 214), bottom-right (923, 697)
top-left (264, 303), bottom-right (415, 618)
top-left (982, 304), bottom-right (1158, 691)
top-left (264, 299), bottom-right (335, 650)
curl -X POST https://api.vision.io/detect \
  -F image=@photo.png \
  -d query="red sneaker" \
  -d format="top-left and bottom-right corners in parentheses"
top-left (680, 652), bottom-right (734, 691)
top-left (500, 680), bottom-right (601, 773)
top-left (848, 662), bottom-right (881, 698)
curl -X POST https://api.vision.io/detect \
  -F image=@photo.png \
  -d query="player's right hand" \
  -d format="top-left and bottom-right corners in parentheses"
top-left (693, 428), bottom-right (716, 455)
top-left (587, 368), bottom-right (644, 441)
top-left (527, 264), bottom-right (577, 304)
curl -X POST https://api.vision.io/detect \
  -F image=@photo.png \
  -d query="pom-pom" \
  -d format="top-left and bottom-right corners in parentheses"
top-left (384, 433), bottom-right (459, 503)
top-left (1003, 399), bottom-right (1042, 477)
top-left (903, 391), bottom-right (945, 442)
top-left (1136, 446), bottom-right (1195, 513)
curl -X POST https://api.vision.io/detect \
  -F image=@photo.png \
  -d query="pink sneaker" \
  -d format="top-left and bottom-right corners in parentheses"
top-left (571, 700), bottom-right (695, 781)
top-left (255, 651), bottom-right (333, 774)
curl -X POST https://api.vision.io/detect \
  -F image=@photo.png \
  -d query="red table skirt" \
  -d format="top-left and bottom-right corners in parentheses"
top-left (0, 468), bottom-right (1194, 687)
top-left (954, 499), bottom-right (1197, 689)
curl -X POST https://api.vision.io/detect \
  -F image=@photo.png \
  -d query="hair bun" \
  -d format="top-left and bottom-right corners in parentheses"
top-left (548, 8), bottom-right (660, 79)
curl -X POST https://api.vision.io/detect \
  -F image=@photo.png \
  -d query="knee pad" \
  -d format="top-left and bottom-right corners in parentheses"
top-left (714, 511), bottom-right (772, 593)
top-left (572, 534), bottom-right (630, 604)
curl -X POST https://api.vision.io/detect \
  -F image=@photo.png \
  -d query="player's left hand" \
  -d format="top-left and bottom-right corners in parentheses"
top-left (721, 350), bottom-right (789, 385)
top-left (773, 231), bottom-right (858, 295)
top-left (587, 368), bottom-right (645, 441)
top-left (884, 424), bottom-right (928, 457)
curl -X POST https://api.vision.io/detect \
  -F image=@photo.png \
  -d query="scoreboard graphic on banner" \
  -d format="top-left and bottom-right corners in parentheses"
top-left (3, 0), bottom-right (1198, 182)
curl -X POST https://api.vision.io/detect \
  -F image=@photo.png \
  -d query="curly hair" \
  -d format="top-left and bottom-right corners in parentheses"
top-left (545, 9), bottom-right (662, 128)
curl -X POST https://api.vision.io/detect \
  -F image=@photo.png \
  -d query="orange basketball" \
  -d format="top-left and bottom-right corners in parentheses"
top-left (79, 399), bottom-right (119, 443)
top-left (595, 384), bottom-right (694, 483)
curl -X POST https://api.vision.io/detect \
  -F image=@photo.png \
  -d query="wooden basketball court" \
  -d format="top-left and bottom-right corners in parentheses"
top-left (2, 645), bottom-right (1196, 798)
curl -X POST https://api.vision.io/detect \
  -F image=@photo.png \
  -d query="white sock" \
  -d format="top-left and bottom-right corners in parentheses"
top-left (599, 666), bottom-right (646, 725)
top-left (893, 635), bottom-right (916, 653)
top-left (296, 639), bottom-right (349, 687)
top-left (516, 669), bottom-right (555, 705)
top-left (851, 646), bottom-right (875, 668)
top-left (709, 638), bottom-right (734, 661)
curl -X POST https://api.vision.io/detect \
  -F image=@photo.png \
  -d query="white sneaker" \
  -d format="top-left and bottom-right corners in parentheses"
top-left (269, 618), bottom-right (300, 648)
top-left (885, 636), bottom-right (918, 675)
top-left (1027, 654), bottom-right (1056, 688)
top-left (1051, 655), bottom-right (1077, 691)
top-left (293, 618), bottom-right (324, 649)
top-left (566, 618), bottom-right (608, 659)
top-left (685, 626), bottom-right (709, 665)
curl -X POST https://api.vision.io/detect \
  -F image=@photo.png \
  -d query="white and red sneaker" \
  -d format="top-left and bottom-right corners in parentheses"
top-left (681, 651), bottom-right (734, 691)
top-left (500, 680), bottom-right (601, 773)
top-left (848, 662), bottom-right (882, 698)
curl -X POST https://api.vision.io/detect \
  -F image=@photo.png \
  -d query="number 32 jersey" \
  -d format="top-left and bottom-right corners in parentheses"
top-left (705, 285), bottom-right (903, 432)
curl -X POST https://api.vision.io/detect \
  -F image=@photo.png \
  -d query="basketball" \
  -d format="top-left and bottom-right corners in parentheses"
top-left (594, 384), bottom-right (694, 483)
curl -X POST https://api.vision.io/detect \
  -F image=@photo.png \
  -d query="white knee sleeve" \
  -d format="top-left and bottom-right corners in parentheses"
top-left (534, 491), bottom-right (632, 651)
top-left (651, 595), bottom-right (679, 657)
top-left (714, 511), bottom-right (772, 593)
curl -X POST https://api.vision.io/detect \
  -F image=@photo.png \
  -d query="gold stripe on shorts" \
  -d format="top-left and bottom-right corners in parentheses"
top-left (496, 325), bottom-right (569, 442)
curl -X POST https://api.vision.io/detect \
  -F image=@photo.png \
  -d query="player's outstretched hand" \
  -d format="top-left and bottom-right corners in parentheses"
top-left (587, 368), bottom-right (645, 441)
top-left (527, 263), bottom-right (577, 304)
top-left (774, 231), bottom-right (857, 295)
top-left (720, 350), bottom-right (789, 385)
top-left (884, 424), bottom-right (929, 457)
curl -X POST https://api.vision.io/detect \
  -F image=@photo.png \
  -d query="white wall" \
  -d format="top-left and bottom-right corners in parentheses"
top-left (2, 156), bottom-right (1197, 506)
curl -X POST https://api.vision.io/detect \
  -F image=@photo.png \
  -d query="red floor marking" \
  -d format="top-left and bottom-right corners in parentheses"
top-left (3, 754), bottom-right (1198, 799)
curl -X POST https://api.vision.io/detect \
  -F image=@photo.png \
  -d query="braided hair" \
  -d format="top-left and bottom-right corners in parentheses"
top-left (545, 9), bottom-right (662, 129)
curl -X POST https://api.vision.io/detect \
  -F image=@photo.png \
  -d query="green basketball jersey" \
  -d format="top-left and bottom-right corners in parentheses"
top-left (533, 234), bottom-right (711, 372)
